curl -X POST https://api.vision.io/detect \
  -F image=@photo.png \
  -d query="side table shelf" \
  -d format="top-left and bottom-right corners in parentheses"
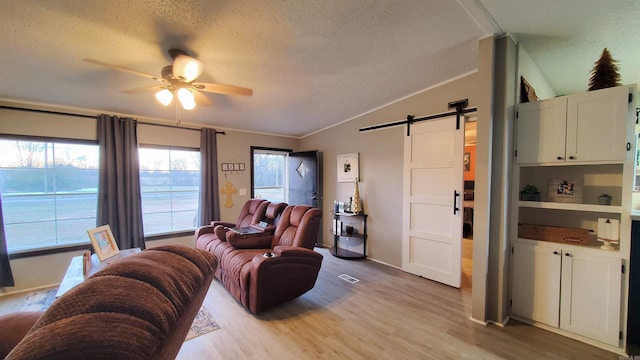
top-left (331, 212), bottom-right (367, 259)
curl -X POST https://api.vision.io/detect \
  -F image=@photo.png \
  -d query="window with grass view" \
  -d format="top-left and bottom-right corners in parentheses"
top-left (139, 147), bottom-right (201, 236)
top-left (0, 139), bottom-right (99, 252)
top-left (252, 148), bottom-right (288, 202)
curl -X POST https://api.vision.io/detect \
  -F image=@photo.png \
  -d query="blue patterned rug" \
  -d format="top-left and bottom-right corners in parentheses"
top-left (21, 288), bottom-right (220, 341)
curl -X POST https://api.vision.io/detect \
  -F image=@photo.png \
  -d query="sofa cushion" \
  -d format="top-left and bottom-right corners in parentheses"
top-left (4, 245), bottom-right (217, 360)
top-left (0, 311), bottom-right (43, 359)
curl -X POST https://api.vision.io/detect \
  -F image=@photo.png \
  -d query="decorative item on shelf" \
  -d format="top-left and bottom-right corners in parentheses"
top-left (548, 178), bottom-right (583, 203)
top-left (598, 194), bottom-right (612, 205)
top-left (333, 218), bottom-right (342, 235)
top-left (518, 224), bottom-right (593, 245)
top-left (345, 226), bottom-right (354, 235)
top-left (519, 184), bottom-right (541, 201)
top-left (588, 48), bottom-right (621, 91)
top-left (351, 178), bottom-right (363, 214)
top-left (597, 218), bottom-right (620, 250)
top-left (520, 76), bottom-right (538, 103)
top-left (344, 197), bottom-right (352, 213)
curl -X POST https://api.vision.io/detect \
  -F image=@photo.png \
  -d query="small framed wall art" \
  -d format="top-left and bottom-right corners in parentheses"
top-left (337, 153), bottom-right (359, 182)
top-left (87, 225), bottom-right (120, 261)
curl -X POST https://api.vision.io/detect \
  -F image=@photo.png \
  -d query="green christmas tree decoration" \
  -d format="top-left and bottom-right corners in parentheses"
top-left (588, 48), bottom-right (621, 91)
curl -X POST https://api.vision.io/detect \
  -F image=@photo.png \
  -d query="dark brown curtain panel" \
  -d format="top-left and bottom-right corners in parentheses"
top-left (97, 115), bottom-right (145, 250)
top-left (198, 128), bottom-right (221, 226)
top-left (0, 194), bottom-right (15, 287)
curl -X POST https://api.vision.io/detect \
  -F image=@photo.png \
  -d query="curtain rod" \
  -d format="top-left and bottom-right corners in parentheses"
top-left (0, 105), bottom-right (225, 135)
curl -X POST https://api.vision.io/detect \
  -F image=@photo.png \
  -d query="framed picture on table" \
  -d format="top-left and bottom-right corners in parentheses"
top-left (87, 225), bottom-right (120, 261)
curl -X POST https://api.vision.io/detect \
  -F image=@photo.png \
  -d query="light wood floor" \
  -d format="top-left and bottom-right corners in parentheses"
top-left (178, 246), bottom-right (615, 359)
top-left (0, 243), bottom-right (618, 359)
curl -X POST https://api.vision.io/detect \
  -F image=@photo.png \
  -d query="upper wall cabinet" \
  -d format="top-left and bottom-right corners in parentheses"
top-left (516, 85), bottom-right (635, 164)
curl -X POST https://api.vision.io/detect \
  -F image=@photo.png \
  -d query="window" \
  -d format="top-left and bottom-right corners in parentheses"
top-left (0, 139), bottom-right (99, 252)
top-left (139, 147), bottom-right (200, 236)
top-left (252, 148), bottom-right (289, 202)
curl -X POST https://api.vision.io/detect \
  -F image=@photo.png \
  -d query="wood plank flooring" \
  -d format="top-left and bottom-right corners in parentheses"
top-left (0, 243), bottom-right (619, 359)
top-left (178, 246), bottom-right (616, 359)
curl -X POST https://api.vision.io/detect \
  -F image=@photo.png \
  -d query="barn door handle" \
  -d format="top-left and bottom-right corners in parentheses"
top-left (453, 190), bottom-right (460, 215)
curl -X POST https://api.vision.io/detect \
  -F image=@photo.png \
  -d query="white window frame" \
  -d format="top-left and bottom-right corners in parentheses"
top-left (0, 137), bottom-right (99, 253)
top-left (251, 147), bottom-right (290, 203)
top-left (139, 146), bottom-right (201, 237)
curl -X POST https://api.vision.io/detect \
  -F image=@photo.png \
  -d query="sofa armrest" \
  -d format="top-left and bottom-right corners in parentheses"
top-left (227, 231), bottom-right (273, 249)
top-left (0, 311), bottom-right (43, 358)
top-left (272, 246), bottom-right (323, 260)
top-left (211, 221), bottom-right (235, 228)
top-left (213, 225), bottom-right (231, 242)
top-left (194, 225), bottom-right (215, 238)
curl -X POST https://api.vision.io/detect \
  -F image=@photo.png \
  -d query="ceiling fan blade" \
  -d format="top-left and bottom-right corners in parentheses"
top-left (192, 90), bottom-right (212, 106)
top-left (120, 85), bottom-right (164, 94)
top-left (173, 54), bottom-right (204, 82)
top-left (194, 82), bottom-right (253, 96)
top-left (83, 58), bottom-right (166, 82)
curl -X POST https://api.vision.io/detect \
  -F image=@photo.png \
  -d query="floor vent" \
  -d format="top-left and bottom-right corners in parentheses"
top-left (338, 274), bottom-right (360, 283)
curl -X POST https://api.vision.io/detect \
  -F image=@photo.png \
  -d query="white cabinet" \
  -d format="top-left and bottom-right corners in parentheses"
top-left (516, 85), bottom-right (634, 164)
top-left (516, 97), bottom-right (567, 164)
top-left (511, 239), bottom-right (622, 346)
top-left (511, 84), bottom-right (636, 351)
top-left (511, 240), bottom-right (561, 327)
top-left (560, 248), bottom-right (621, 346)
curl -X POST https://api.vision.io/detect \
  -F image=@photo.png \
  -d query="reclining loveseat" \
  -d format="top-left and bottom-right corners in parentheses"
top-left (195, 200), bottom-right (322, 314)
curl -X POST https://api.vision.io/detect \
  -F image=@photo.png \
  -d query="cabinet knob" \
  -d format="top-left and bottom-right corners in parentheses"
top-left (568, 156), bottom-right (576, 160)
top-left (564, 252), bottom-right (571, 257)
top-left (553, 251), bottom-right (559, 255)
top-left (557, 156), bottom-right (563, 160)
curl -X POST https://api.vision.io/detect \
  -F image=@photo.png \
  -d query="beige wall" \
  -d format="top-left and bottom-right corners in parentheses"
top-left (301, 72), bottom-right (483, 267)
top-left (0, 37), bottom-right (500, 325)
top-left (0, 103), bottom-right (299, 294)
top-left (216, 130), bottom-right (299, 223)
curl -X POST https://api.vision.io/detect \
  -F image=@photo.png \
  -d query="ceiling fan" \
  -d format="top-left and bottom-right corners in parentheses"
top-left (84, 49), bottom-right (253, 110)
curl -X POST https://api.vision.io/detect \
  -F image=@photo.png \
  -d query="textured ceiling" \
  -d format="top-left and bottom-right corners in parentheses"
top-left (481, 0), bottom-right (640, 97)
top-left (0, 1), bottom-right (639, 137)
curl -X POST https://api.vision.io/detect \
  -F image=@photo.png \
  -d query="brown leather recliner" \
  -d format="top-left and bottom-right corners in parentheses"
top-left (195, 199), bottom-right (269, 272)
top-left (203, 204), bottom-right (323, 314)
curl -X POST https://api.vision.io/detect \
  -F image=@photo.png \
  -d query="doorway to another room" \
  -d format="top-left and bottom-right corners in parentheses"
top-left (462, 120), bottom-right (476, 290)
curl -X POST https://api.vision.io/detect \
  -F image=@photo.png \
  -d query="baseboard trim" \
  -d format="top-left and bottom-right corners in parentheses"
top-left (0, 283), bottom-right (59, 297)
top-left (469, 316), bottom-right (488, 326)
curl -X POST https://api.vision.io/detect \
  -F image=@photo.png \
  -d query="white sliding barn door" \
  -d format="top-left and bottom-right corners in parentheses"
top-left (402, 116), bottom-right (464, 288)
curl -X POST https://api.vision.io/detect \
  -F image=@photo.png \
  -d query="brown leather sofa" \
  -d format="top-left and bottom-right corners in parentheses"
top-left (0, 245), bottom-right (217, 360)
top-left (195, 202), bottom-right (322, 314)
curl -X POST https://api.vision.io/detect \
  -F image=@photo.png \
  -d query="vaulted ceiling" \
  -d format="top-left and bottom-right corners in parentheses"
top-left (1, 1), bottom-right (639, 137)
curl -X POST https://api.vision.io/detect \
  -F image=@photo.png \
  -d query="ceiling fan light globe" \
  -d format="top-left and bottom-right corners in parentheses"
top-left (177, 88), bottom-right (196, 110)
top-left (173, 55), bottom-right (203, 82)
top-left (184, 62), bottom-right (201, 81)
top-left (155, 89), bottom-right (173, 106)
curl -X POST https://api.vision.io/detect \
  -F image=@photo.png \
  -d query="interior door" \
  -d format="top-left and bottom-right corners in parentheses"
top-left (287, 150), bottom-right (321, 207)
top-left (402, 117), bottom-right (463, 288)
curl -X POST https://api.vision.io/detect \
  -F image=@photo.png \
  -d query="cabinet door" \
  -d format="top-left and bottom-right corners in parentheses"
top-left (560, 250), bottom-right (621, 346)
top-left (566, 86), bottom-right (631, 162)
top-left (516, 97), bottom-right (567, 164)
top-left (511, 240), bottom-right (562, 327)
